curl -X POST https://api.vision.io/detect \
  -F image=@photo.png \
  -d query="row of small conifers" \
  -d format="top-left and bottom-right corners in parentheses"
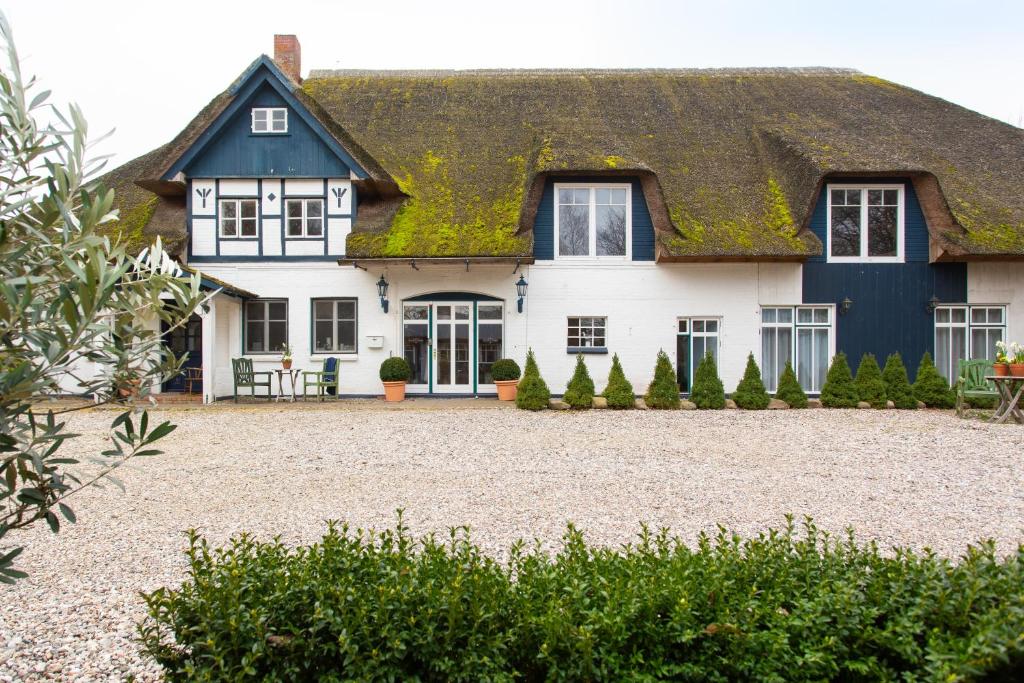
top-left (503, 349), bottom-right (958, 411)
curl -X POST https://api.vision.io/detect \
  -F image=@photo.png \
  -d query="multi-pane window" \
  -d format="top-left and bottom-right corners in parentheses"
top-left (245, 300), bottom-right (287, 354)
top-left (312, 299), bottom-right (357, 353)
top-left (761, 306), bottom-right (832, 393)
top-left (555, 184), bottom-right (630, 258)
top-left (477, 304), bottom-right (504, 384)
top-left (219, 199), bottom-right (258, 237)
top-left (567, 317), bottom-right (607, 350)
top-left (828, 185), bottom-right (902, 262)
top-left (676, 318), bottom-right (720, 392)
top-left (251, 107), bottom-right (287, 133)
top-left (286, 199), bottom-right (324, 237)
top-left (934, 305), bottom-right (1006, 381)
top-left (403, 304), bottom-right (429, 385)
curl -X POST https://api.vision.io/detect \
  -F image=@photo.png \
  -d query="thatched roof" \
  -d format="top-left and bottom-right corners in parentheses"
top-left (100, 62), bottom-right (1024, 260)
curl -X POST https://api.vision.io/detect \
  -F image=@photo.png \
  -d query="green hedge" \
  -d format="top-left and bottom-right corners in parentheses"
top-left (854, 353), bottom-right (887, 408)
top-left (601, 353), bottom-right (634, 409)
top-left (515, 349), bottom-right (550, 410)
top-left (141, 518), bottom-right (1024, 681)
top-left (820, 352), bottom-right (858, 408)
top-left (732, 353), bottom-right (770, 409)
top-left (563, 354), bottom-right (595, 409)
top-left (690, 351), bottom-right (725, 409)
top-left (644, 349), bottom-right (680, 409)
top-left (379, 356), bottom-right (411, 382)
top-left (774, 361), bottom-right (807, 408)
top-left (913, 351), bottom-right (956, 408)
top-left (882, 353), bottom-right (917, 409)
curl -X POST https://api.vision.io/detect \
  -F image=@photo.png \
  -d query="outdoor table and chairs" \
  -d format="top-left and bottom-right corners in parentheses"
top-left (274, 368), bottom-right (302, 402)
top-left (986, 375), bottom-right (1024, 424)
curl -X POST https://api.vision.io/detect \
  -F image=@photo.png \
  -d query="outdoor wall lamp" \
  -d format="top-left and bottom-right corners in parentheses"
top-left (376, 274), bottom-right (390, 313)
top-left (927, 295), bottom-right (941, 314)
top-left (515, 275), bottom-right (528, 313)
top-left (839, 296), bottom-right (853, 315)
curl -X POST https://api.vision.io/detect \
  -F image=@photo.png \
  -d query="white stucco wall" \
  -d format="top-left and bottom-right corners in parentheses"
top-left (968, 262), bottom-right (1024, 341)
top-left (196, 260), bottom-right (804, 398)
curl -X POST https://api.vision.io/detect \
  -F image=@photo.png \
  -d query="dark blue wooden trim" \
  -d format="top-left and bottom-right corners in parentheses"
top-left (214, 179), bottom-right (221, 258)
top-left (189, 255), bottom-right (342, 263)
top-left (257, 179), bottom-right (263, 256)
top-left (568, 347), bottom-right (609, 354)
top-left (164, 57), bottom-right (370, 180)
top-left (404, 292), bottom-right (504, 302)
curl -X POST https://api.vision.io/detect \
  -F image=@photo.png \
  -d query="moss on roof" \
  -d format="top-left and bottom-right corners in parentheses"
top-left (304, 68), bottom-right (1024, 259)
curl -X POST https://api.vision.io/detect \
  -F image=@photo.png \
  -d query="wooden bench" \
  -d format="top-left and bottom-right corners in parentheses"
top-left (955, 358), bottom-right (997, 417)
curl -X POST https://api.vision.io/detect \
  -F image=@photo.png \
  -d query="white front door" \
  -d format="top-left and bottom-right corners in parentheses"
top-left (432, 303), bottom-right (472, 393)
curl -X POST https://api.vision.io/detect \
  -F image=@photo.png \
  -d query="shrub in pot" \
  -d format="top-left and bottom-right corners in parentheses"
top-left (854, 353), bottom-right (887, 408)
top-left (515, 348), bottom-right (550, 411)
top-left (563, 354), bottom-right (595, 409)
top-left (690, 351), bottom-right (725, 409)
top-left (912, 351), bottom-right (955, 408)
top-left (881, 353), bottom-right (917, 409)
top-left (379, 356), bottom-right (411, 402)
top-left (491, 358), bottom-right (521, 401)
top-left (774, 361), bottom-right (807, 408)
top-left (645, 349), bottom-right (680, 409)
top-left (602, 354), bottom-right (634, 409)
top-left (733, 353), bottom-right (770, 409)
top-left (820, 352), bottom-right (858, 408)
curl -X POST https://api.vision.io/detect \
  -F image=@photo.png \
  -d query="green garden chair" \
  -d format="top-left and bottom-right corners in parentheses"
top-left (302, 357), bottom-right (339, 401)
top-left (955, 358), bottom-right (996, 417)
top-left (232, 357), bottom-right (273, 402)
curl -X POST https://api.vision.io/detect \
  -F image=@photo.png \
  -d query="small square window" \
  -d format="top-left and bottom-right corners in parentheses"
top-left (219, 198), bottom-right (259, 239)
top-left (252, 107), bottom-right (287, 134)
top-left (284, 198), bottom-right (325, 238)
top-left (567, 316), bottom-right (607, 349)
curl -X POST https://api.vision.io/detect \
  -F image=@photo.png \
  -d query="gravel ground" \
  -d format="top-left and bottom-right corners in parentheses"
top-left (1, 403), bottom-right (1022, 681)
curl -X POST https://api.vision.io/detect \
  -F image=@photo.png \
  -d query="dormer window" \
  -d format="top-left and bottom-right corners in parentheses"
top-left (554, 183), bottom-right (631, 259)
top-left (251, 107), bottom-right (287, 133)
top-left (827, 184), bottom-right (904, 262)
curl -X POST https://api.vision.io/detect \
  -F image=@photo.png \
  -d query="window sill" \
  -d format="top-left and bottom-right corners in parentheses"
top-left (248, 133), bottom-right (291, 137)
top-left (826, 256), bottom-right (904, 264)
top-left (311, 353), bottom-right (359, 361)
top-left (567, 347), bottom-right (608, 355)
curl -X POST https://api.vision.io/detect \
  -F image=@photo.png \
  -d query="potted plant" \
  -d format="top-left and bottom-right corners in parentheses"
top-left (114, 368), bottom-right (142, 400)
top-left (280, 343), bottom-right (294, 370)
top-left (379, 356), bottom-right (411, 401)
top-left (1010, 341), bottom-right (1024, 377)
top-left (491, 358), bottom-right (521, 401)
top-left (994, 340), bottom-right (1010, 376)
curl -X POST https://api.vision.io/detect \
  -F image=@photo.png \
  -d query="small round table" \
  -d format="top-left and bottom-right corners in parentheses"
top-left (275, 368), bottom-right (301, 402)
top-left (986, 375), bottom-right (1024, 424)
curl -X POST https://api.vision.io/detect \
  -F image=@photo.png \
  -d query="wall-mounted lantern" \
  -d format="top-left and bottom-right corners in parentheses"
top-left (839, 296), bottom-right (853, 316)
top-left (376, 274), bottom-right (390, 313)
top-left (927, 295), bottom-right (941, 314)
top-left (515, 275), bottom-right (528, 313)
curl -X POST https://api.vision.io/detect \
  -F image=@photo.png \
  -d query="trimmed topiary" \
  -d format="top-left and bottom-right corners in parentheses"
top-left (563, 355), bottom-right (595, 409)
top-left (515, 349), bottom-right (550, 411)
top-left (854, 353), bottom-right (887, 408)
top-left (882, 353), bottom-right (917, 409)
top-left (774, 361), bottom-right (807, 408)
top-left (644, 350), bottom-right (680, 409)
top-left (690, 351), bottom-right (725, 409)
top-left (379, 356), bottom-right (411, 382)
top-left (913, 351), bottom-right (955, 408)
top-left (490, 358), bottom-right (521, 382)
top-left (733, 353), bottom-right (770, 409)
top-left (602, 353), bottom-right (634, 409)
top-left (820, 352), bottom-right (858, 408)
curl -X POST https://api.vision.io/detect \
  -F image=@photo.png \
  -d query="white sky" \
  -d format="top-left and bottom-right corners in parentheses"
top-left (6, 0), bottom-right (1023, 169)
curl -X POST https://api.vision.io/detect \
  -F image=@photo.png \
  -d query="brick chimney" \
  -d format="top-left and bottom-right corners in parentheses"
top-left (273, 34), bottom-right (301, 83)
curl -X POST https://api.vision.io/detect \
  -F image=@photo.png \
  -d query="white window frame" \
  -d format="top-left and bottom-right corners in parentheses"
top-left (251, 107), bottom-right (288, 133)
top-left (312, 298), bottom-right (358, 354)
top-left (934, 305), bottom-right (1007, 381)
top-left (759, 306), bottom-right (835, 394)
top-left (285, 198), bottom-right (325, 238)
top-left (218, 198), bottom-right (258, 238)
top-left (826, 184), bottom-right (904, 263)
top-left (567, 316), bottom-right (608, 351)
top-left (554, 183), bottom-right (632, 260)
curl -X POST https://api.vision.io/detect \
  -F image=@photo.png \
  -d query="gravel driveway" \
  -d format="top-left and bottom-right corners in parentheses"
top-left (2, 403), bottom-right (1022, 681)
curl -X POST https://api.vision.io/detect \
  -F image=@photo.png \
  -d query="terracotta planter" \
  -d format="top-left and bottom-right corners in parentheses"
top-left (1010, 363), bottom-right (1024, 378)
top-left (382, 380), bottom-right (407, 402)
top-left (117, 378), bottom-right (141, 398)
top-left (282, 359), bottom-right (293, 369)
top-left (495, 379), bottom-right (519, 401)
top-left (993, 363), bottom-right (1010, 377)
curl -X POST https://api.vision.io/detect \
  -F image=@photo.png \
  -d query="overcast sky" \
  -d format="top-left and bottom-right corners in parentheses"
top-left (6, 0), bottom-right (1022, 169)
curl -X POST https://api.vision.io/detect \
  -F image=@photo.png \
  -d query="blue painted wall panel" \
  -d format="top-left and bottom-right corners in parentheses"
top-left (185, 84), bottom-right (351, 178)
top-left (533, 177), bottom-right (655, 261)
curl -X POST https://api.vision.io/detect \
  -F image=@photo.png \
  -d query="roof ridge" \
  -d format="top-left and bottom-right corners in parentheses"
top-left (307, 66), bottom-right (864, 79)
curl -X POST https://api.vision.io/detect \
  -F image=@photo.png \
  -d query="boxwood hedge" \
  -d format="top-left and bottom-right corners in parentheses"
top-left (141, 516), bottom-right (1024, 681)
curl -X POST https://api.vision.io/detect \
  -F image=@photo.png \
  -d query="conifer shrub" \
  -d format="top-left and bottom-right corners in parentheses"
top-left (881, 353), bottom-right (917, 409)
top-left (690, 351), bottom-right (725, 409)
top-left (854, 353), bottom-right (888, 408)
top-left (141, 518), bottom-right (1024, 682)
top-left (820, 352), bottom-right (858, 408)
top-left (913, 351), bottom-right (955, 408)
top-left (644, 350), bottom-right (680, 409)
top-left (515, 348), bottom-right (550, 410)
top-left (602, 354), bottom-right (634, 409)
top-left (732, 353), bottom-right (770, 409)
top-left (563, 355), bottom-right (595, 409)
top-left (774, 361), bottom-right (807, 408)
